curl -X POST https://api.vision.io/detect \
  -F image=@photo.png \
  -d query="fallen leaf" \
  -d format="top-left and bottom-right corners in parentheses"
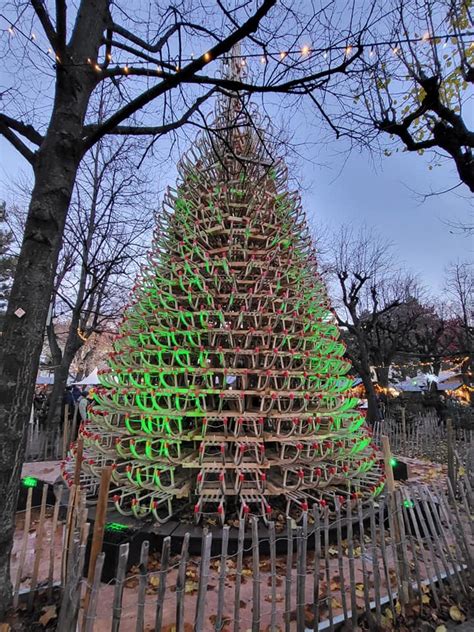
top-left (149, 576), bottom-right (160, 588)
top-left (435, 626), bottom-right (447, 632)
top-left (421, 594), bottom-right (430, 604)
top-left (39, 605), bottom-right (57, 626)
top-left (330, 597), bottom-right (342, 609)
top-left (449, 605), bottom-right (465, 622)
top-left (185, 580), bottom-right (199, 594)
top-left (241, 569), bottom-right (252, 577)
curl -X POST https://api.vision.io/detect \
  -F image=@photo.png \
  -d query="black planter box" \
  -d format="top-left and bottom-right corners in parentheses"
top-left (84, 525), bottom-right (152, 583)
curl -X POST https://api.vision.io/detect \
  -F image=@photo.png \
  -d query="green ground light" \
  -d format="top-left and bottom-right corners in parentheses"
top-left (390, 457), bottom-right (398, 467)
top-left (403, 499), bottom-right (415, 508)
top-left (105, 522), bottom-right (129, 532)
top-left (22, 476), bottom-right (38, 488)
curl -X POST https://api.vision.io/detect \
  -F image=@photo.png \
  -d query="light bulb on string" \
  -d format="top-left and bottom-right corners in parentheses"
top-left (301, 45), bottom-right (310, 56)
top-left (260, 56), bottom-right (267, 64)
top-left (203, 51), bottom-right (211, 62)
top-left (345, 45), bottom-right (353, 56)
top-left (31, 32), bottom-right (36, 41)
top-left (279, 51), bottom-right (287, 60)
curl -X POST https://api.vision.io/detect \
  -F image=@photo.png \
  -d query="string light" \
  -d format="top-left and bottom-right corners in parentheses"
top-left (94, 63), bottom-right (101, 72)
top-left (0, 12), bottom-right (472, 72)
top-left (124, 64), bottom-right (129, 74)
top-left (203, 52), bottom-right (211, 62)
top-left (370, 356), bottom-right (469, 371)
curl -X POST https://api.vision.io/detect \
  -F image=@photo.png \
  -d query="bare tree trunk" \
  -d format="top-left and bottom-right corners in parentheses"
top-left (46, 319), bottom-right (83, 427)
top-left (360, 371), bottom-right (381, 424)
top-left (0, 150), bottom-right (81, 614)
top-left (376, 366), bottom-right (390, 388)
top-left (46, 340), bottom-right (82, 427)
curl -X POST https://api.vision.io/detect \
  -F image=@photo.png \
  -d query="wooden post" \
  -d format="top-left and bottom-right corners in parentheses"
top-left (154, 537), bottom-right (171, 632)
top-left (335, 499), bottom-right (348, 622)
top-left (323, 507), bottom-right (334, 632)
top-left (48, 485), bottom-right (63, 600)
top-left (381, 436), bottom-right (409, 608)
top-left (345, 497), bottom-right (357, 631)
top-left (174, 534), bottom-right (189, 632)
top-left (194, 532), bottom-right (212, 632)
top-left (233, 519), bottom-right (245, 632)
top-left (13, 486), bottom-right (33, 608)
top-left (112, 543), bottom-right (129, 632)
top-left (57, 539), bottom-right (87, 632)
top-left (401, 407), bottom-right (406, 453)
top-left (62, 404), bottom-right (70, 460)
top-left (284, 516), bottom-right (293, 632)
top-left (74, 438), bottom-right (84, 487)
top-left (251, 517), bottom-right (260, 632)
top-left (83, 466), bottom-right (112, 619)
top-left (71, 403), bottom-right (79, 444)
top-left (312, 506), bottom-right (321, 632)
top-left (447, 419), bottom-right (456, 493)
top-left (84, 553), bottom-right (105, 632)
top-left (216, 526), bottom-right (229, 632)
top-left (28, 483), bottom-right (48, 610)
top-left (268, 521), bottom-right (277, 632)
top-left (136, 540), bottom-right (150, 632)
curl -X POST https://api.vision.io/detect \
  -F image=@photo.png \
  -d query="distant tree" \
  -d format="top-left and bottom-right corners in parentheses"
top-left (0, 203), bottom-right (17, 322)
top-left (324, 225), bottom-right (417, 422)
top-left (366, 295), bottom-right (426, 387)
top-left (444, 260), bottom-right (474, 379)
top-left (45, 132), bottom-right (153, 426)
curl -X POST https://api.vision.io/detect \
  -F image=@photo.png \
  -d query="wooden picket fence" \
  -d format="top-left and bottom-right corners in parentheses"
top-left (373, 413), bottom-right (474, 468)
top-left (11, 472), bottom-right (473, 631)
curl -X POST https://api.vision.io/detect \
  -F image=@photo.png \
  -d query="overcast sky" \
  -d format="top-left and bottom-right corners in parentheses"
top-left (2, 118), bottom-right (470, 298)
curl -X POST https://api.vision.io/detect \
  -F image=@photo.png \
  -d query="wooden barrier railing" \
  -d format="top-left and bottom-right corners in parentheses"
top-left (10, 473), bottom-right (473, 631)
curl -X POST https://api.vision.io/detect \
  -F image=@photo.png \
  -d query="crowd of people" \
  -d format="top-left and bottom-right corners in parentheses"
top-left (32, 383), bottom-right (94, 426)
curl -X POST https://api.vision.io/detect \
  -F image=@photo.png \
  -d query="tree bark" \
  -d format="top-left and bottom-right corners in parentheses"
top-left (376, 365), bottom-right (390, 388)
top-left (360, 370), bottom-right (382, 424)
top-left (46, 334), bottom-right (83, 427)
top-left (0, 144), bottom-right (82, 614)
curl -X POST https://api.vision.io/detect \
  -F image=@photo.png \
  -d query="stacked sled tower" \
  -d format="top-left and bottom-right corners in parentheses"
top-left (63, 59), bottom-right (384, 525)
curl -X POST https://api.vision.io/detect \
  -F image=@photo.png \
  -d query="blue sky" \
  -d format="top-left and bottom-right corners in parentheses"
top-left (1, 122), bottom-right (470, 297)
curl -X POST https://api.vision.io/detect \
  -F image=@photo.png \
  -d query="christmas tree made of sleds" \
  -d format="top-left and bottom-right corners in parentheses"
top-left (63, 84), bottom-right (385, 526)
